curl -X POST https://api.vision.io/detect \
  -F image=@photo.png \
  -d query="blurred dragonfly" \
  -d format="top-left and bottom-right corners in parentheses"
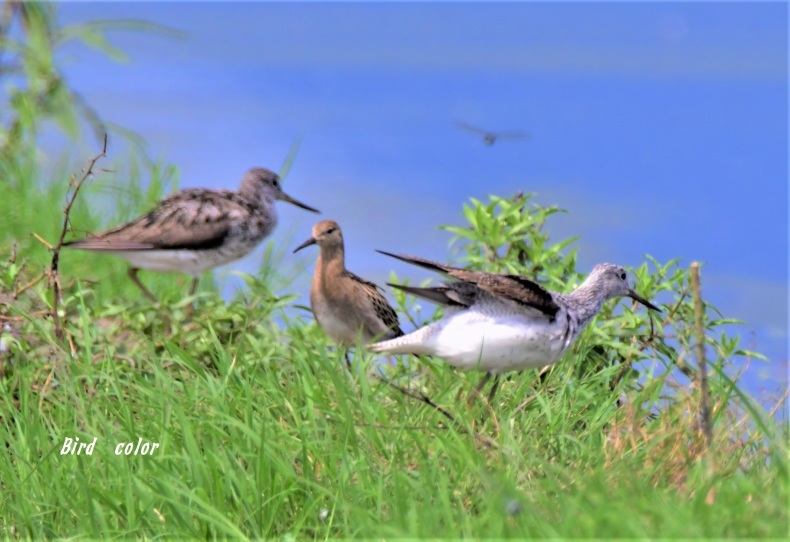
top-left (455, 122), bottom-right (528, 146)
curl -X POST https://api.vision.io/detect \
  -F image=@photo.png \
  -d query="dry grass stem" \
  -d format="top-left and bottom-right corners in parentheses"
top-left (690, 262), bottom-right (713, 454)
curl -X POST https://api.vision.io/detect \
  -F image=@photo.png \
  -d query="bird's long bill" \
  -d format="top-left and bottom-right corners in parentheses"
top-left (628, 289), bottom-right (661, 312)
top-left (293, 237), bottom-right (317, 253)
top-left (279, 191), bottom-right (320, 213)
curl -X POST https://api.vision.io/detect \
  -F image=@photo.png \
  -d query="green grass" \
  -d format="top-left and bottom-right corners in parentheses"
top-left (0, 145), bottom-right (786, 538)
top-left (5, 7), bottom-right (780, 535)
top-left (0, 263), bottom-right (786, 538)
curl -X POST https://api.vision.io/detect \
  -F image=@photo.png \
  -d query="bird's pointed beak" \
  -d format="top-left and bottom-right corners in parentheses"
top-left (293, 237), bottom-right (317, 253)
top-left (628, 289), bottom-right (661, 312)
top-left (279, 191), bottom-right (320, 213)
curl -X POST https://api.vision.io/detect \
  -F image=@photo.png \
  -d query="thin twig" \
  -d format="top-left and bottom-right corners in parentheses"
top-left (49, 134), bottom-right (108, 341)
top-left (690, 262), bottom-right (713, 452)
top-left (370, 371), bottom-right (497, 449)
top-left (401, 305), bottom-right (421, 330)
top-left (615, 297), bottom-right (663, 388)
top-left (662, 286), bottom-right (689, 327)
top-left (332, 419), bottom-right (437, 431)
top-left (14, 271), bottom-right (45, 298)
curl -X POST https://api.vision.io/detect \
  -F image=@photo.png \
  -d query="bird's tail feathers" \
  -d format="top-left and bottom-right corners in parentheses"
top-left (387, 283), bottom-right (469, 308)
top-left (375, 250), bottom-right (454, 276)
top-left (368, 326), bottom-right (435, 356)
top-left (62, 238), bottom-right (156, 251)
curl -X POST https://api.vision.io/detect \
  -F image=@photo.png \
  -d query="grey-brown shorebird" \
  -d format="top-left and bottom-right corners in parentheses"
top-left (369, 251), bottom-right (660, 403)
top-left (294, 220), bottom-right (403, 366)
top-left (65, 167), bottom-right (319, 302)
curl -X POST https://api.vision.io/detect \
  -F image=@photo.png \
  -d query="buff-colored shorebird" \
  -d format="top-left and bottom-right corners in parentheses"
top-left (294, 220), bottom-right (403, 366)
top-left (370, 251), bottom-right (660, 404)
top-left (65, 167), bottom-right (319, 302)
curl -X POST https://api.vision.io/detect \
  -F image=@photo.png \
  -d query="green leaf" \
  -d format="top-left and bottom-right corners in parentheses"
top-left (72, 27), bottom-right (130, 62)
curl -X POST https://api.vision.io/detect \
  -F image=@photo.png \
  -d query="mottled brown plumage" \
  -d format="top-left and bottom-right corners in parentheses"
top-left (294, 221), bottom-right (402, 347)
top-left (375, 250), bottom-right (561, 318)
top-left (65, 167), bottom-right (319, 302)
top-left (68, 189), bottom-right (264, 252)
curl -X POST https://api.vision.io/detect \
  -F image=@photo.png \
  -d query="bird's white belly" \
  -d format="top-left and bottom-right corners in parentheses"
top-left (315, 307), bottom-right (363, 346)
top-left (425, 311), bottom-right (567, 374)
top-left (112, 249), bottom-right (238, 276)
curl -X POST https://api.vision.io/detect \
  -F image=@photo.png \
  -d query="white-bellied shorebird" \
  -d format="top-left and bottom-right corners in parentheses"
top-left (65, 167), bottom-right (319, 302)
top-left (294, 220), bottom-right (403, 366)
top-left (369, 251), bottom-right (660, 403)
top-left (455, 121), bottom-right (528, 146)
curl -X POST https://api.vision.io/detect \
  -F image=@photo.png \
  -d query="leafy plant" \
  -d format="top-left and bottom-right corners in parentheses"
top-left (0, 2), bottom-right (183, 303)
top-left (442, 193), bottom-right (580, 289)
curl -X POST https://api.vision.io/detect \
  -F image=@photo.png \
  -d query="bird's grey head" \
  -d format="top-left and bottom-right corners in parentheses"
top-left (587, 263), bottom-right (661, 311)
top-left (239, 167), bottom-right (320, 213)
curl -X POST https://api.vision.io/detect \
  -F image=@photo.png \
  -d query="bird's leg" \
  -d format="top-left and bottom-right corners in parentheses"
top-left (344, 350), bottom-right (352, 371)
top-left (487, 375), bottom-right (501, 405)
top-left (467, 372), bottom-right (492, 407)
top-left (188, 277), bottom-right (199, 297)
top-left (127, 267), bottom-right (158, 303)
top-left (183, 277), bottom-right (200, 317)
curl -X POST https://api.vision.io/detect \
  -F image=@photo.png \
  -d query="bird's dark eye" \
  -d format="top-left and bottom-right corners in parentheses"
top-left (326, 228), bottom-right (335, 234)
top-left (272, 180), bottom-right (279, 188)
top-left (620, 272), bottom-right (626, 280)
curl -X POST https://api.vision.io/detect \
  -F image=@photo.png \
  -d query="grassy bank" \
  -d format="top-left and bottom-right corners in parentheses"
top-left (0, 180), bottom-right (786, 539)
top-left (0, 6), bottom-right (786, 535)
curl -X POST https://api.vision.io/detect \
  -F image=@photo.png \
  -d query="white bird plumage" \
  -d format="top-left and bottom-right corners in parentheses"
top-left (369, 251), bottom-right (661, 402)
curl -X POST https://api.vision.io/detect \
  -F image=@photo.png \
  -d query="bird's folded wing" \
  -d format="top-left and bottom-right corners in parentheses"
top-left (370, 294), bottom-right (403, 338)
top-left (476, 274), bottom-right (560, 317)
top-left (347, 271), bottom-right (403, 337)
top-left (65, 190), bottom-right (245, 251)
top-left (376, 250), bottom-right (560, 317)
top-left (387, 283), bottom-right (474, 308)
top-left (375, 250), bottom-right (455, 275)
top-left (346, 270), bottom-right (384, 292)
